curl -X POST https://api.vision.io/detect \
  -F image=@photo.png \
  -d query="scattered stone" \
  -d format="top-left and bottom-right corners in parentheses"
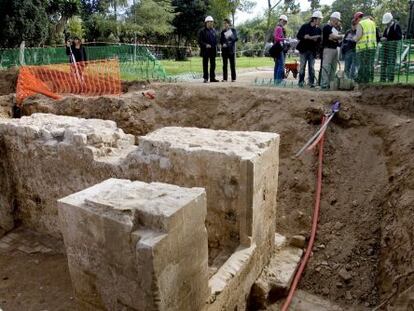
top-left (318, 244), bottom-right (326, 250)
top-left (338, 268), bottom-right (352, 283)
top-left (345, 291), bottom-right (353, 301)
top-left (333, 221), bottom-right (344, 231)
top-left (0, 242), bottom-right (9, 249)
top-left (336, 282), bottom-right (343, 288)
top-left (322, 287), bottom-right (330, 295)
top-left (289, 235), bottom-right (306, 248)
top-left (352, 200), bottom-right (358, 207)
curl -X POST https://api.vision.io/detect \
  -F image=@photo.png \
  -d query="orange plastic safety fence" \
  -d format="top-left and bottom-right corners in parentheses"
top-left (16, 59), bottom-right (122, 104)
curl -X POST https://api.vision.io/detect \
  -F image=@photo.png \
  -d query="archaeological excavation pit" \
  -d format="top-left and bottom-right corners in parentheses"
top-left (0, 81), bottom-right (413, 311)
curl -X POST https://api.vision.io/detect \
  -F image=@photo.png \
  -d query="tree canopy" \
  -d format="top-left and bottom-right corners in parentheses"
top-left (0, 0), bottom-right (411, 48)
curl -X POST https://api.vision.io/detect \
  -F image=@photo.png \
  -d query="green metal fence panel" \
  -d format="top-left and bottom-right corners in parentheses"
top-left (357, 38), bottom-right (414, 85)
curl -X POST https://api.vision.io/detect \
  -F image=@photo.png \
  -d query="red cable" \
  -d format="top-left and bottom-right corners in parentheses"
top-left (281, 116), bottom-right (326, 311)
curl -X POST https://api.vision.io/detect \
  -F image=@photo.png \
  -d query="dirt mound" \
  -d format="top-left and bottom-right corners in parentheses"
top-left (0, 94), bottom-right (14, 118)
top-left (0, 67), bottom-right (18, 96)
top-left (358, 85), bottom-right (414, 113)
top-left (9, 84), bottom-right (414, 309)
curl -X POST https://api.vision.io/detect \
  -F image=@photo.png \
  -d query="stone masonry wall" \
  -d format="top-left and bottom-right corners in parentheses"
top-left (0, 114), bottom-right (136, 236)
top-left (0, 113), bottom-right (280, 310)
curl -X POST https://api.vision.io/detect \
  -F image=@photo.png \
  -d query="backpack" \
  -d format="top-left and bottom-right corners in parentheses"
top-left (269, 42), bottom-right (283, 58)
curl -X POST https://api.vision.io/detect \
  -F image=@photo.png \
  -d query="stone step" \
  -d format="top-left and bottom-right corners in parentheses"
top-left (269, 290), bottom-right (345, 311)
top-left (249, 233), bottom-right (303, 309)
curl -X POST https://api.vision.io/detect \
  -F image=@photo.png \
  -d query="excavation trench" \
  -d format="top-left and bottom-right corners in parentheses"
top-left (0, 83), bottom-right (413, 310)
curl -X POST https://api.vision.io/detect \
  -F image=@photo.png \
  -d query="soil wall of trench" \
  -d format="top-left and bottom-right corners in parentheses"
top-left (0, 82), bottom-right (413, 309)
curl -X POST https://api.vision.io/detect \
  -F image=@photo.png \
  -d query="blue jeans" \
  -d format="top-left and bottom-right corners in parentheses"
top-left (274, 52), bottom-right (285, 83)
top-left (344, 51), bottom-right (356, 79)
top-left (299, 51), bottom-right (316, 86)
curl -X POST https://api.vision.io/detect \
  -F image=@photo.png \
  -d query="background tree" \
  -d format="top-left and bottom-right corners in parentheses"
top-left (208, 0), bottom-right (230, 28)
top-left (47, 0), bottom-right (80, 44)
top-left (80, 0), bottom-right (110, 19)
top-left (230, 0), bottom-right (256, 26)
top-left (309, 0), bottom-right (320, 11)
top-left (0, 0), bottom-right (50, 48)
top-left (129, 0), bottom-right (175, 36)
top-left (67, 16), bottom-right (86, 39)
top-left (171, 0), bottom-right (209, 53)
top-left (110, 0), bottom-right (128, 20)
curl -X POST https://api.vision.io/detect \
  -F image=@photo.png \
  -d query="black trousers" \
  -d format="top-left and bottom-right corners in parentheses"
top-left (203, 55), bottom-right (216, 81)
top-left (222, 52), bottom-right (236, 81)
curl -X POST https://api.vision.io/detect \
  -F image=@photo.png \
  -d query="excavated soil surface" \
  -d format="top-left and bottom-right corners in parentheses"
top-left (0, 83), bottom-right (413, 310)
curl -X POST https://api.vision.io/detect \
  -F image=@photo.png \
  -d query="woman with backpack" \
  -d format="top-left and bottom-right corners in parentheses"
top-left (272, 15), bottom-right (288, 84)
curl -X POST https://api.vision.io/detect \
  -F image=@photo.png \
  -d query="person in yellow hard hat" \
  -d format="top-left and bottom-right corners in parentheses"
top-left (353, 12), bottom-right (377, 83)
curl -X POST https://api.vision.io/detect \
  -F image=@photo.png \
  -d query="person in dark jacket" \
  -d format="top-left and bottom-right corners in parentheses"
top-left (342, 21), bottom-right (357, 79)
top-left (296, 10), bottom-right (323, 87)
top-left (220, 18), bottom-right (238, 82)
top-left (380, 13), bottom-right (403, 82)
top-left (198, 16), bottom-right (219, 83)
top-left (66, 37), bottom-right (87, 63)
top-left (66, 37), bottom-right (87, 79)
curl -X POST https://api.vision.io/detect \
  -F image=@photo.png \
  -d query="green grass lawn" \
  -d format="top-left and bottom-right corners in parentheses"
top-left (160, 56), bottom-right (298, 76)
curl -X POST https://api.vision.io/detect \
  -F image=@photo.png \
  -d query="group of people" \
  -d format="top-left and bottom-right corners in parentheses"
top-left (274, 10), bottom-right (402, 88)
top-left (199, 16), bottom-right (238, 83)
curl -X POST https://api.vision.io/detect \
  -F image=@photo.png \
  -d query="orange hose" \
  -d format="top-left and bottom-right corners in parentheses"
top-left (281, 116), bottom-right (326, 311)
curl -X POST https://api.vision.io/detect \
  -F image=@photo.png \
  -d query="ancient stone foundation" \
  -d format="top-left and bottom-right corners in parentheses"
top-left (0, 114), bottom-right (280, 310)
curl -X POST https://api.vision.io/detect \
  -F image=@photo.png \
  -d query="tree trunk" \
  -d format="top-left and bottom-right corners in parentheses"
top-left (114, 2), bottom-right (117, 20)
top-left (267, 0), bottom-right (272, 30)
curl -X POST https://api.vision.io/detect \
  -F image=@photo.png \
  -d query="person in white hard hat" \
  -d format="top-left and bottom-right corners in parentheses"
top-left (296, 10), bottom-right (323, 87)
top-left (198, 16), bottom-right (219, 83)
top-left (273, 14), bottom-right (288, 83)
top-left (320, 12), bottom-right (344, 89)
top-left (380, 13), bottom-right (402, 82)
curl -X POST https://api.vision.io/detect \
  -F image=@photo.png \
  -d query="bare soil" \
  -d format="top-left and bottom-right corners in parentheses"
top-left (0, 82), bottom-right (413, 310)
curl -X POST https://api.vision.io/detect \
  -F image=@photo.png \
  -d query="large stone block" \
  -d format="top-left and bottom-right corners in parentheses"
top-left (134, 127), bottom-right (279, 311)
top-left (58, 178), bottom-right (209, 311)
top-left (135, 127), bottom-right (279, 252)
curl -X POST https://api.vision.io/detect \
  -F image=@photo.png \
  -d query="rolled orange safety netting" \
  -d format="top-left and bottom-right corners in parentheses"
top-left (16, 59), bottom-right (122, 105)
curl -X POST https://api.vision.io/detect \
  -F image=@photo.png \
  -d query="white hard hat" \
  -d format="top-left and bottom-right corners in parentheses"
top-left (312, 10), bottom-right (323, 19)
top-left (280, 14), bottom-right (288, 22)
top-left (331, 12), bottom-right (341, 21)
top-left (205, 16), bottom-right (214, 23)
top-left (382, 12), bottom-right (393, 24)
